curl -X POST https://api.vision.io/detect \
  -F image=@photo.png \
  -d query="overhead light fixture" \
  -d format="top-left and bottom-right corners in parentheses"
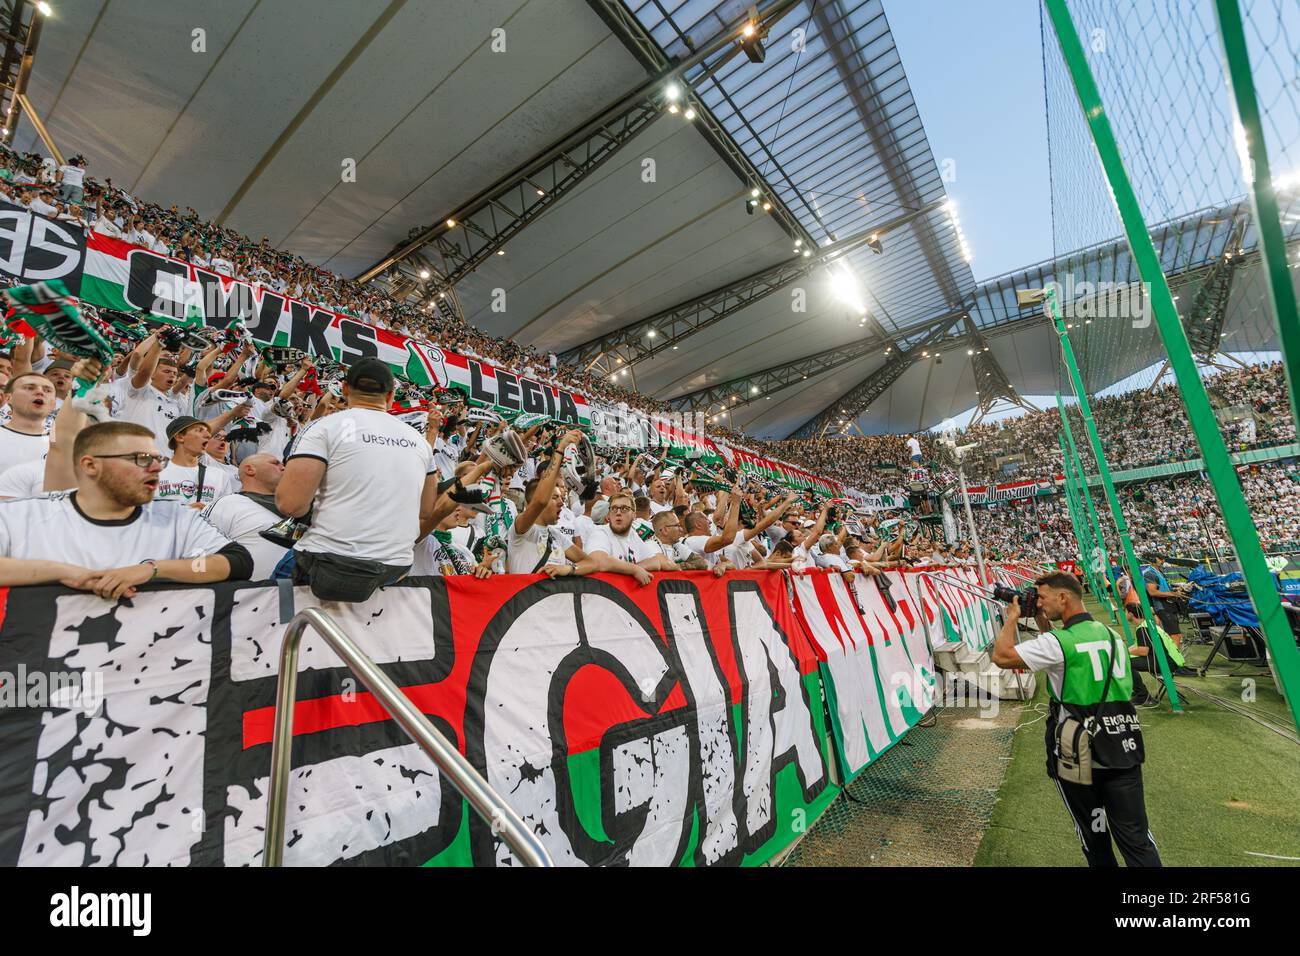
top-left (445, 218), bottom-right (457, 228)
top-left (751, 386), bottom-right (759, 394)
top-left (750, 187), bottom-right (761, 198)
top-left (496, 249), bottom-right (505, 256)
top-left (647, 329), bottom-right (657, 338)
top-left (762, 201), bottom-right (772, 211)
top-left (740, 21), bottom-right (766, 63)
top-left (802, 249), bottom-right (811, 257)
top-left (746, 198), bottom-right (757, 215)
top-left (420, 269), bottom-right (431, 279)
top-left (866, 233), bottom-right (882, 254)
top-left (794, 239), bottom-right (802, 247)
top-left (536, 187), bottom-right (545, 196)
top-left (617, 358), bottom-right (624, 364)
top-left (665, 83), bottom-right (681, 102)
top-left (684, 108), bottom-right (696, 121)
top-left (668, 103), bottom-right (680, 114)
top-left (672, 345), bottom-right (678, 350)
top-left (37, 1), bottom-right (51, 14)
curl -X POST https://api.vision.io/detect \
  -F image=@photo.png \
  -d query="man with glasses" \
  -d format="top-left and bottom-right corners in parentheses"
top-left (584, 491), bottom-right (669, 578)
top-left (651, 509), bottom-right (707, 570)
top-left (0, 421), bottom-right (254, 596)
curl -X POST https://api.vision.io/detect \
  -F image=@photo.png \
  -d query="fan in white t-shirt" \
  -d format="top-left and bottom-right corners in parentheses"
top-left (155, 416), bottom-right (237, 508)
top-left (276, 359), bottom-right (443, 575)
top-left (0, 420), bottom-right (254, 596)
top-left (116, 332), bottom-right (187, 455)
top-left (0, 371), bottom-right (53, 475)
top-left (506, 430), bottom-right (602, 578)
top-left (582, 492), bottom-right (671, 580)
top-left (202, 453), bottom-right (296, 581)
top-left (411, 502), bottom-right (494, 578)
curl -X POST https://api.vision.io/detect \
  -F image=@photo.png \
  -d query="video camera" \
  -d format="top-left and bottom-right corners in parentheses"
top-left (991, 583), bottom-right (1039, 618)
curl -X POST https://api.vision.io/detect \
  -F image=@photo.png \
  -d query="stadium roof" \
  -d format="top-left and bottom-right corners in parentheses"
top-left (14, 0), bottom-right (1299, 437)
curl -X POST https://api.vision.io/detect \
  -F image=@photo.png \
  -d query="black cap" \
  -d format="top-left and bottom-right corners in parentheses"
top-left (345, 357), bottom-right (395, 395)
top-left (165, 415), bottom-right (206, 449)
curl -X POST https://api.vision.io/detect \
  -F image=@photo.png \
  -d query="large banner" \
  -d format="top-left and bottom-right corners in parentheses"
top-left (0, 199), bottom-right (86, 293)
top-left (0, 572), bottom-right (838, 867)
top-left (717, 440), bottom-right (841, 496)
top-left (912, 568), bottom-right (996, 651)
top-left (961, 478), bottom-right (1060, 505)
top-left (789, 571), bottom-right (930, 781)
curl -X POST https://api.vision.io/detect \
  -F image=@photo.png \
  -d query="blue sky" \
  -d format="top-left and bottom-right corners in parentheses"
top-left (885, 0), bottom-right (1052, 280)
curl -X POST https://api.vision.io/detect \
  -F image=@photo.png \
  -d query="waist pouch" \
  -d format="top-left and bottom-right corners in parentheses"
top-left (1053, 700), bottom-right (1145, 784)
top-left (297, 551), bottom-right (408, 603)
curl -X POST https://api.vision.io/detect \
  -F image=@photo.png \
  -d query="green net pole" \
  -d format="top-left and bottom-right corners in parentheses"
top-left (1056, 392), bottom-right (1123, 627)
top-left (1048, 293), bottom-right (1181, 710)
top-left (1057, 433), bottom-right (1112, 619)
top-left (1048, 0), bottom-right (1300, 729)
top-left (1213, 0), bottom-right (1300, 432)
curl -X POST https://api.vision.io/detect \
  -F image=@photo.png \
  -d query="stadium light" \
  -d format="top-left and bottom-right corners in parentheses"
top-left (684, 108), bottom-right (696, 121)
top-left (668, 104), bottom-right (680, 114)
top-left (647, 329), bottom-right (656, 338)
top-left (445, 218), bottom-right (456, 228)
top-left (419, 269), bottom-right (430, 279)
top-left (750, 187), bottom-right (760, 198)
top-left (37, 2), bottom-right (52, 15)
top-left (665, 83), bottom-right (681, 102)
top-left (828, 264), bottom-right (865, 313)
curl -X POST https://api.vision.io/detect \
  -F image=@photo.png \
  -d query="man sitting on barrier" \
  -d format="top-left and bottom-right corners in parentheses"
top-left (0, 420), bottom-right (254, 596)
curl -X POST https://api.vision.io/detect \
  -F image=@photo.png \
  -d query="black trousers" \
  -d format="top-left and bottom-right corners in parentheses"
top-left (1053, 765), bottom-right (1162, 867)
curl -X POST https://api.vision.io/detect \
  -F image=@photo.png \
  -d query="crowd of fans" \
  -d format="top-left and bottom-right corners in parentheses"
top-left (0, 144), bottom-right (677, 421)
top-left (0, 143), bottom-right (1296, 589)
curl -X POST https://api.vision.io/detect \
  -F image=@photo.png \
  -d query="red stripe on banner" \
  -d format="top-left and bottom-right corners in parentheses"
top-left (86, 230), bottom-right (136, 260)
top-left (0, 587), bottom-right (8, 631)
top-left (241, 681), bottom-right (449, 749)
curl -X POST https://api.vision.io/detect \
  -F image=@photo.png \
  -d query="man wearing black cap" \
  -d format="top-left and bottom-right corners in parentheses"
top-left (276, 358), bottom-right (441, 601)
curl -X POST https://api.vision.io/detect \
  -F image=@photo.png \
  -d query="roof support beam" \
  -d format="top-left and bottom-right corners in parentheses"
top-left (786, 316), bottom-right (964, 438)
top-left (558, 199), bottom-right (945, 372)
top-left (665, 309), bottom-right (967, 415)
top-left (1185, 216), bottom-right (1248, 357)
top-left (356, 0), bottom-right (805, 302)
top-left (810, 0), bottom-right (966, 306)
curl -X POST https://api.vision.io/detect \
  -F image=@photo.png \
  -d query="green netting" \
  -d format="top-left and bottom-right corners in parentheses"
top-left (1039, 0), bottom-right (1300, 730)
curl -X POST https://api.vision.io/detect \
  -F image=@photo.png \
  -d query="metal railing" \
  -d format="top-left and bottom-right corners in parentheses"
top-left (263, 607), bottom-right (553, 867)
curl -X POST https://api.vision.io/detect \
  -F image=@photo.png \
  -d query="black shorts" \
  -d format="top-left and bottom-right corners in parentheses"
top-left (1155, 606), bottom-right (1181, 636)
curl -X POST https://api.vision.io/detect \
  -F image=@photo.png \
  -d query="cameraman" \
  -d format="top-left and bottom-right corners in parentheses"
top-left (991, 571), bottom-right (1160, 867)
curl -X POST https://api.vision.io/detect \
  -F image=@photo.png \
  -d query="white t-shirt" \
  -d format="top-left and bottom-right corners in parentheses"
top-left (907, 437), bottom-right (922, 458)
top-left (287, 408), bottom-right (435, 566)
top-left (654, 538), bottom-right (695, 565)
top-left (1013, 631), bottom-right (1071, 697)
top-left (411, 534), bottom-right (478, 577)
top-left (649, 499), bottom-right (674, 515)
top-left (585, 525), bottom-right (657, 565)
top-left (684, 532), bottom-right (733, 569)
top-left (201, 493), bottom-right (289, 581)
top-left (59, 164), bottom-right (85, 188)
top-left (118, 382), bottom-right (186, 454)
top-left (506, 521), bottom-right (573, 574)
top-left (0, 425), bottom-right (49, 475)
top-left (155, 460), bottom-right (236, 507)
top-left (0, 458), bottom-right (47, 498)
top-left (0, 491), bottom-right (232, 566)
top-left (816, 549), bottom-right (851, 571)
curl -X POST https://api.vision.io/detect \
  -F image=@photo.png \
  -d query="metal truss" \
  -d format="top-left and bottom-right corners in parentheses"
top-left (1185, 216), bottom-right (1249, 358)
top-left (665, 310), bottom-right (966, 415)
top-left (358, 0), bottom-right (805, 309)
top-left (559, 199), bottom-right (945, 372)
top-left (787, 316), bottom-right (965, 438)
